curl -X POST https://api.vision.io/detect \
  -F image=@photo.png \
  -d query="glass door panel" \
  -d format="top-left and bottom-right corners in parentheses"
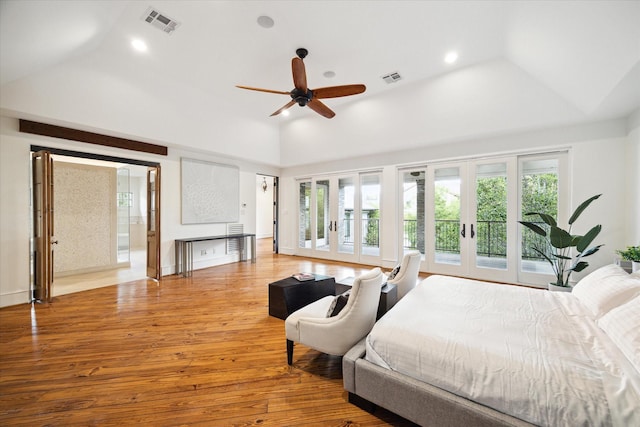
top-left (315, 179), bottom-right (330, 252)
top-left (401, 170), bottom-right (426, 258)
top-left (433, 167), bottom-right (461, 266)
top-left (117, 167), bottom-right (131, 263)
top-left (519, 158), bottom-right (558, 275)
top-left (298, 180), bottom-right (312, 250)
top-left (338, 177), bottom-right (355, 255)
top-left (474, 163), bottom-right (508, 271)
top-left (360, 173), bottom-right (381, 258)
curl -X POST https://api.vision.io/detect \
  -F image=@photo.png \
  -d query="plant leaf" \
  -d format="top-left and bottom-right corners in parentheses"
top-left (568, 194), bottom-right (601, 225)
top-left (580, 245), bottom-right (603, 258)
top-left (537, 213), bottom-right (557, 227)
top-left (571, 261), bottom-right (589, 272)
top-left (571, 235), bottom-right (582, 246)
top-left (532, 247), bottom-right (554, 266)
top-left (576, 225), bottom-right (601, 252)
top-left (549, 226), bottom-right (574, 249)
top-left (519, 221), bottom-right (547, 237)
top-left (554, 254), bottom-right (572, 260)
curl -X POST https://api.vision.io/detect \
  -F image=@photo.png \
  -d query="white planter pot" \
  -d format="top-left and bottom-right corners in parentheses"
top-left (633, 261), bottom-right (640, 273)
top-left (616, 259), bottom-right (633, 273)
top-left (548, 283), bottom-right (572, 292)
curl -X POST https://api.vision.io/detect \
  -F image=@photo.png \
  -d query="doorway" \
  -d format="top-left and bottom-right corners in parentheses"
top-left (257, 174), bottom-right (278, 253)
top-left (52, 158), bottom-right (149, 295)
top-left (30, 146), bottom-right (160, 299)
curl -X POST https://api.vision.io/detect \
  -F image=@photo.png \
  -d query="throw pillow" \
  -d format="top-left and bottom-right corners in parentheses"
top-left (572, 264), bottom-right (640, 318)
top-left (597, 294), bottom-right (640, 372)
top-left (326, 290), bottom-right (351, 317)
top-left (387, 265), bottom-right (401, 281)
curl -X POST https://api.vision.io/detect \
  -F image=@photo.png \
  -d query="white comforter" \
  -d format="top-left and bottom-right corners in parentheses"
top-left (365, 275), bottom-right (640, 426)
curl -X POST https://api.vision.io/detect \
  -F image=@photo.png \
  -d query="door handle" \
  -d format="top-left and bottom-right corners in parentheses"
top-left (334, 220), bottom-right (337, 231)
top-left (329, 221), bottom-right (333, 232)
top-left (460, 223), bottom-right (466, 238)
top-left (471, 224), bottom-right (475, 239)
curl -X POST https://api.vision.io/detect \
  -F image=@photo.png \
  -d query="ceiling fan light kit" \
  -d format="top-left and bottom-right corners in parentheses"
top-left (236, 48), bottom-right (366, 119)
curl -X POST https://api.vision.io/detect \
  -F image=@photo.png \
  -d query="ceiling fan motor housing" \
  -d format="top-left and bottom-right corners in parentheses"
top-left (291, 88), bottom-right (312, 106)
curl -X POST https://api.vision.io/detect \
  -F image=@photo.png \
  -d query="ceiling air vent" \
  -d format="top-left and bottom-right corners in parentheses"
top-left (381, 72), bottom-right (402, 84)
top-left (142, 7), bottom-right (180, 34)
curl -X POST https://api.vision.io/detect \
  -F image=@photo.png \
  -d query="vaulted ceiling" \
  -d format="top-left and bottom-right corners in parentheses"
top-left (1, 1), bottom-right (639, 167)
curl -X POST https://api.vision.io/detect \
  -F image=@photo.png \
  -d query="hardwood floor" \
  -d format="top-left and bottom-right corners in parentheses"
top-left (0, 239), bottom-right (419, 426)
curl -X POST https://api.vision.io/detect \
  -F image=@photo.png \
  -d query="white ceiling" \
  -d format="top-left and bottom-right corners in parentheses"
top-left (1, 1), bottom-right (639, 167)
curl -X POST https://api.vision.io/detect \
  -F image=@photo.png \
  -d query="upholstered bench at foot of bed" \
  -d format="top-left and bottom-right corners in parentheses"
top-left (342, 339), bottom-right (533, 427)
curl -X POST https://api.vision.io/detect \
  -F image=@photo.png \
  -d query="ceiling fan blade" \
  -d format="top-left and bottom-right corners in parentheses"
top-left (270, 100), bottom-right (296, 117)
top-left (313, 84), bottom-right (366, 99)
top-left (307, 99), bottom-right (335, 119)
top-left (292, 57), bottom-right (308, 92)
top-left (236, 85), bottom-right (290, 95)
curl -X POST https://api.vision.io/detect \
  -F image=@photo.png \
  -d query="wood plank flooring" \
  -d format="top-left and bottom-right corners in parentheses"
top-left (1, 240), bottom-right (420, 426)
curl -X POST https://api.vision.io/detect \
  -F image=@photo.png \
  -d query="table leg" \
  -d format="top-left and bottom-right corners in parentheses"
top-left (185, 241), bottom-right (193, 278)
top-left (239, 236), bottom-right (246, 262)
top-left (251, 235), bottom-right (256, 263)
top-left (175, 241), bottom-right (182, 276)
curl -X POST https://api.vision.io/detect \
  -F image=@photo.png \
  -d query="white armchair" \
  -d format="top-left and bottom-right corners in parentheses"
top-left (285, 267), bottom-right (384, 365)
top-left (387, 250), bottom-right (421, 299)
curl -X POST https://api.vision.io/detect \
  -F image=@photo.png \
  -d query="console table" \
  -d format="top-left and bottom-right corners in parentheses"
top-left (175, 233), bottom-right (256, 277)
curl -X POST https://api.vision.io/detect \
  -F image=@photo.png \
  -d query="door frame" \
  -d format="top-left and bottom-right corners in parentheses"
top-left (30, 145), bottom-right (162, 285)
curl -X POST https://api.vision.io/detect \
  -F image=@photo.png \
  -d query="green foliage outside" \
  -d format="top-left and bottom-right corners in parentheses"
top-left (520, 174), bottom-right (558, 259)
top-left (365, 209), bottom-right (380, 246)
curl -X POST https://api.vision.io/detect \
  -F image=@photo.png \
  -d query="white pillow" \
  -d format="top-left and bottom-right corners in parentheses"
top-left (572, 264), bottom-right (640, 318)
top-left (598, 295), bottom-right (640, 373)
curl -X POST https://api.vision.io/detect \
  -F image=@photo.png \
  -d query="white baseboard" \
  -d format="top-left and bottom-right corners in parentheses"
top-left (0, 290), bottom-right (30, 308)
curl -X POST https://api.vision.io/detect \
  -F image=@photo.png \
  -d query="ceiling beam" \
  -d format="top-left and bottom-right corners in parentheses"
top-left (19, 119), bottom-right (168, 156)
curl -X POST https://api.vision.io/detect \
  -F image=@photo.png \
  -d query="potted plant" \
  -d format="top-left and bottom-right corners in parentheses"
top-left (519, 194), bottom-right (603, 291)
top-left (616, 245), bottom-right (640, 273)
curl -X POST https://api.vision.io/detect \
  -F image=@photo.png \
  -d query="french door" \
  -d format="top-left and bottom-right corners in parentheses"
top-left (297, 172), bottom-right (381, 264)
top-left (146, 166), bottom-right (161, 280)
top-left (407, 153), bottom-right (565, 285)
top-left (32, 150), bottom-right (55, 302)
top-left (425, 157), bottom-right (517, 282)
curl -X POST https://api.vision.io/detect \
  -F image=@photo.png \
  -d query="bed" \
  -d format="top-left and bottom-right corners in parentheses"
top-left (343, 265), bottom-right (640, 426)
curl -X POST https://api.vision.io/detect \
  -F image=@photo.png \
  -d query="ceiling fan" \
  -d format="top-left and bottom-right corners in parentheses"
top-left (236, 48), bottom-right (366, 119)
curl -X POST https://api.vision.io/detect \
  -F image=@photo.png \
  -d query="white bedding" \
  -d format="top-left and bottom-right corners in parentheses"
top-left (365, 275), bottom-right (640, 426)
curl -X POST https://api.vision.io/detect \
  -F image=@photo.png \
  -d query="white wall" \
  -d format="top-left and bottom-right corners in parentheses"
top-left (278, 116), bottom-right (638, 281)
top-left (0, 116), bottom-right (280, 307)
top-left (626, 110), bottom-right (640, 244)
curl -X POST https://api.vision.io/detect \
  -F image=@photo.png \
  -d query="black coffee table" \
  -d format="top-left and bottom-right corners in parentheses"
top-left (268, 274), bottom-right (336, 320)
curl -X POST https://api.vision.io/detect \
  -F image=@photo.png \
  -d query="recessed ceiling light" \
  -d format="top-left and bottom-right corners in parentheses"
top-left (281, 110), bottom-right (290, 117)
top-left (444, 51), bottom-right (458, 64)
top-left (323, 71), bottom-right (336, 78)
top-left (257, 15), bottom-right (274, 28)
top-left (131, 39), bottom-right (148, 52)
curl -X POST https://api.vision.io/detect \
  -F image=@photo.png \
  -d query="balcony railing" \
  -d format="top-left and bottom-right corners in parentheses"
top-left (402, 219), bottom-right (547, 260)
top-left (341, 218), bottom-right (379, 247)
top-left (338, 218), bottom-right (546, 261)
